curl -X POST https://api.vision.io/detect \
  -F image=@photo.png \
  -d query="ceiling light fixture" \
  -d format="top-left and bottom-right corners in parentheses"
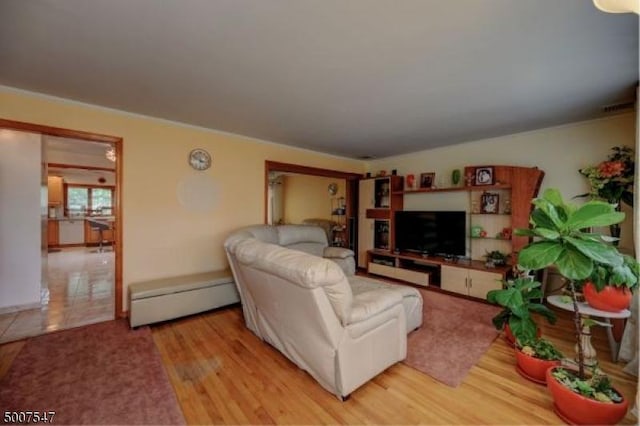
top-left (105, 146), bottom-right (116, 162)
top-left (593, 0), bottom-right (639, 14)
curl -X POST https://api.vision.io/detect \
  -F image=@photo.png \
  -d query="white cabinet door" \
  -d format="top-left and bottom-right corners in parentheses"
top-left (440, 265), bottom-right (470, 295)
top-left (357, 216), bottom-right (374, 268)
top-left (359, 179), bottom-right (375, 212)
top-left (468, 269), bottom-right (503, 299)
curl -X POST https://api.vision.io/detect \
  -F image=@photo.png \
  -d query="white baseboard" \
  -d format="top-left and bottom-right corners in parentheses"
top-left (0, 302), bottom-right (41, 315)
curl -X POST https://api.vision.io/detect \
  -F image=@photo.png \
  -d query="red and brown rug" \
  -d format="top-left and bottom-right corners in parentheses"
top-left (0, 320), bottom-right (184, 425)
top-left (404, 289), bottom-right (501, 387)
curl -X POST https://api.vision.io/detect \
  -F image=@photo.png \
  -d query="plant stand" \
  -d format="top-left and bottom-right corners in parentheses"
top-left (547, 295), bottom-right (630, 364)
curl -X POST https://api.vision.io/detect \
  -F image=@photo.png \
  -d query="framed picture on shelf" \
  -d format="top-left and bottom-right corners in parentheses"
top-left (480, 192), bottom-right (500, 214)
top-left (420, 172), bottom-right (435, 189)
top-left (475, 167), bottom-right (494, 186)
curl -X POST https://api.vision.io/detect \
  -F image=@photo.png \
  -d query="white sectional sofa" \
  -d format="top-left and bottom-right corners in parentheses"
top-left (224, 224), bottom-right (423, 399)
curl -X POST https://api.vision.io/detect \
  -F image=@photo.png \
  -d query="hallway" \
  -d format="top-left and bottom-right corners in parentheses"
top-left (0, 248), bottom-right (114, 343)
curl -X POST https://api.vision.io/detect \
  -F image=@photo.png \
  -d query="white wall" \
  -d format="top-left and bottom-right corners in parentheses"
top-left (368, 113), bottom-right (636, 252)
top-left (0, 130), bottom-right (43, 310)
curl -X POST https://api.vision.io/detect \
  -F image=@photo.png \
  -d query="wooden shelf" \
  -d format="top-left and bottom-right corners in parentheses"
top-left (470, 237), bottom-right (512, 241)
top-left (393, 184), bottom-right (511, 195)
top-left (368, 249), bottom-right (511, 274)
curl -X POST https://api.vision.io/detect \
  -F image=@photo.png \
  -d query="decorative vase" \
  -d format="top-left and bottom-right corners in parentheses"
top-left (546, 367), bottom-right (629, 425)
top-left (514, 348), bottom-right (559, 384)
top-left (583, 282), bottom-right (631, 312)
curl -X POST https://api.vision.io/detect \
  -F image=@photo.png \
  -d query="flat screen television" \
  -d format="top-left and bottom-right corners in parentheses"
top-left (395, 211), bottom-right (466, 256)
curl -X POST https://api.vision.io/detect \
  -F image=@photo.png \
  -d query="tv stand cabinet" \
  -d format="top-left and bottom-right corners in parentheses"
top-left (367, 249), bottom-right (509, 299)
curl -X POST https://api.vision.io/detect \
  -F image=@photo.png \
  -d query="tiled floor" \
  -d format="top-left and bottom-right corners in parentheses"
top-left (0, 247), bottom-right (115, 343)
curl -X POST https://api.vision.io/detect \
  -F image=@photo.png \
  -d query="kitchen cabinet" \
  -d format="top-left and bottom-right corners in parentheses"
top-left (58, 219), bottom-right (84, 245)
top-left (441, 265), bottom-right (503, 299)
top-left (47, 220), bottom-right (59, 247)
top-left (48, 176), bottom-right (64, 205)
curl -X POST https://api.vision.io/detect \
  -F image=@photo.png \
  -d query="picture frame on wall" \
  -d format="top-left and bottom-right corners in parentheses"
top-left (480, 192), bottom-right (500, 214)
top-left (420, 172), bottom-right (435, 189)
top-left (475, 167), bottom-right (494, 186)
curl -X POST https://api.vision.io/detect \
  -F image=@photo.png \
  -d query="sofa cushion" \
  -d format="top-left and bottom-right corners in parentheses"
top-left (234, 238), bottom-right (353, 322)
top-left (324, 247), bottom-right (355, 259)
top-left (278, 224), bottom-right (328, 246)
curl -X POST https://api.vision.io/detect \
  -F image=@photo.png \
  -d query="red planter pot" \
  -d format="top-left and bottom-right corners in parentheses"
top-left (514, 348), bottom-right (559, 384)
top-left (583, 282), bottom-right (632, 312)
top-left (546, 367), bottom-right (629, 425)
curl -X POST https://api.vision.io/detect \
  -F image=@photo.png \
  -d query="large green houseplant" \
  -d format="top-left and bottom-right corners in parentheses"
top-left (486, 277), bottom-right (556, 344)
top-left (515, 188), bottom-right (632, 424)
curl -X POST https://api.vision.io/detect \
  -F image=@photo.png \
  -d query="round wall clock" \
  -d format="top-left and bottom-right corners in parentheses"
top-left (188, 148), bottom-right (211, 171)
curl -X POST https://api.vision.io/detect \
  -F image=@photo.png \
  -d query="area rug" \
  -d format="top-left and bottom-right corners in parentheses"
top-left (0, 320), bottom-right (185, 425)
top-left (404, 289), bottom-right (501, 387)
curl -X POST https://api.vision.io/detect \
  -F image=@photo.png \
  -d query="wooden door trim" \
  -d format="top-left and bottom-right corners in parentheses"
top-left (0, 118), bottom-right (125, 318)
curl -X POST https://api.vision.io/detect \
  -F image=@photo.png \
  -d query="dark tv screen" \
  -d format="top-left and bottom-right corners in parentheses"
top-left (395, 211), bottom-right (466, 256)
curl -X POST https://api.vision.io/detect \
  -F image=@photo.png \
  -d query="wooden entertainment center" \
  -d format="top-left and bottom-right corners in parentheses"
top-left (358, 165), bottom-right (544, 299)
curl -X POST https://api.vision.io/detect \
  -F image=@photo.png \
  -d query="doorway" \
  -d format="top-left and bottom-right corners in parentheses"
top-left (0, 119), bottom-right (123, 343)
top-left (264, 161), bottom-right (361, 250)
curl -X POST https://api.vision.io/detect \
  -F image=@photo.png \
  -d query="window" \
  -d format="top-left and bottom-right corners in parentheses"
top-left (66, 185), bottom-right (114, 216)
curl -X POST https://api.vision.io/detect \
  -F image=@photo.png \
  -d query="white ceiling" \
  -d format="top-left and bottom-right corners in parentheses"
top-left (0, 1), bottom-right (637, 159)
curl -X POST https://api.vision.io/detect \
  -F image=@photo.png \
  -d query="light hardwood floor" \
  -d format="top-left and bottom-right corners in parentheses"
top-left (1, 302), bottom-right (637, 424)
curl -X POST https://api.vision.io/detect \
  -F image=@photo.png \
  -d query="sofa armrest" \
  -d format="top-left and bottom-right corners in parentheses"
top-left (323, 247), bottom-right (355, 259)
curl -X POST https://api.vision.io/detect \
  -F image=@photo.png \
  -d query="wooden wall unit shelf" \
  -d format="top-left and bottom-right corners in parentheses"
top-left (358, 165), bottom-right (544, 299)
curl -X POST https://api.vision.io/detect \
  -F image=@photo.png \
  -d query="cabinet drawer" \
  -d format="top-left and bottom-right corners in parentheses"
top-left (395, 268), bottom-right (429, 287)
top-left (368, 262), bottom-right (396, 279)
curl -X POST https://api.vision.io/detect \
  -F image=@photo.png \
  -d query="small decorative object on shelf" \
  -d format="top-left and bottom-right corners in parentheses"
top-left (471, 225), bottom-right (484, 238)
top-left (496, 227), bottom-right (512, 240)
top-left (451, 169), bottom-right (461, 186)
top-left (471, 199), bottom-right (480, 214)
top-left (481, 192), bottom-right (500, 213)
top-left (376, 170), bottom-right (387, 177)
top-left (465, 172), bottom-right (475, 187)
top-left (503, 199), bottom-right (512, 214)
top-left (484, 250), bottom-right (509, 268)
top-left (475, 166), bottom-right (495, 185)
top-left (420, 172), bottom-right (435, 189)
top-left (406, 174), bottom-right (416, 190)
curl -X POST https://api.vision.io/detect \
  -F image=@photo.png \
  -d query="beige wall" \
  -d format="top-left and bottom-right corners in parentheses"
top-left (367, 113), bottom-right (636, 252)
top-left (0, 87), bottom-right (364, 310)
top-left (282, 174), bottom-right (345, 224)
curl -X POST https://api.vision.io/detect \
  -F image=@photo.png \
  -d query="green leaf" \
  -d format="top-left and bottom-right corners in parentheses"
top-left (530, 207), bottom-right (559, 230)
top-left (491, 309), bottom-right (510, 331)
top-left (514, 228), bottom-right (536, 237)
top-left (555, 248), bottom-right (593, 280)
top-left (509, 316), bottom-right (537, 344)
top-left (491, 287), bottom-right (524, 309)
top-left (566, 202), bottom-right (625, 229)
top-left (534, 228), bottom-right (560, 240)
top-left (564, 237), bottom-right (623, 267)
top-left (542, 188), bottom-right (564, 207)
top-left (537, 201), bottom-right (565, 228)
top-left (517, 242), bottom-right (563, 270)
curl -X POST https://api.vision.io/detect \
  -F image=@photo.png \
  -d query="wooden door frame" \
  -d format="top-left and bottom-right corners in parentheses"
top-left (264, 160), bottom-right (362, 248)
top-left (0, 118), bottom-right (125, 318)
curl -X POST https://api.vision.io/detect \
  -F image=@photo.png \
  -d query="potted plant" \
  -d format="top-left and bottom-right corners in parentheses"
top-left (515, 337), bottom-right (563, 384)
top-left (486, 277), bottom-right (557, 346)
top-left (483, 250), bottom-right (509, 268)
top-left (581, 255), bottom-right (639, 312)
top-left (516, 188), bottom-right (630, 425)
top-left (578, 145), bottom-right (635, 244)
